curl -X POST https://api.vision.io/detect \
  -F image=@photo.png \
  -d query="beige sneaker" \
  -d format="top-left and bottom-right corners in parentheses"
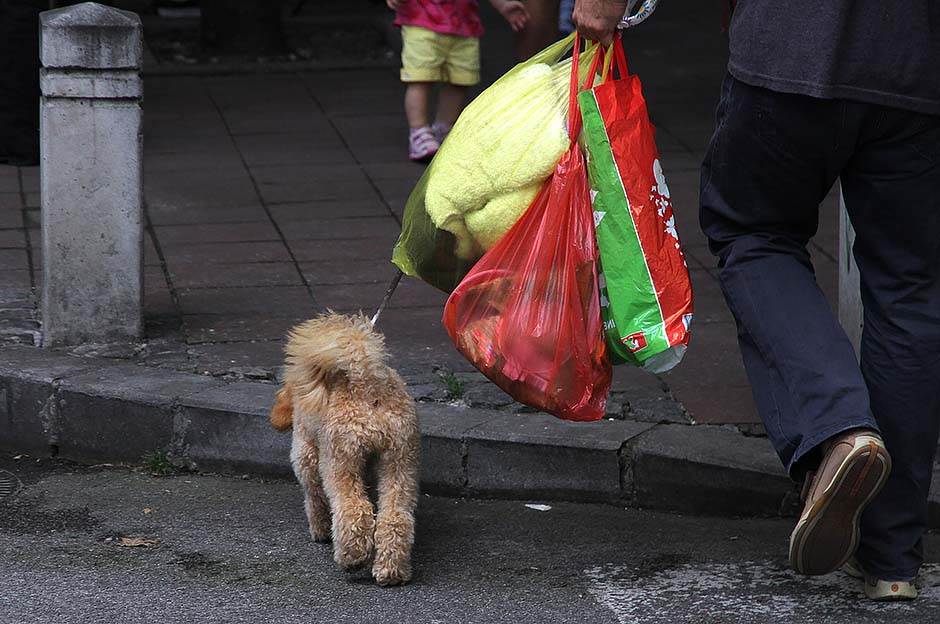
top-left (789, 430), bottom-right (891, 575)
top-left (843, 557), bottom-right (919, 601)
top-left (864, 577), bottom-right (918, 601)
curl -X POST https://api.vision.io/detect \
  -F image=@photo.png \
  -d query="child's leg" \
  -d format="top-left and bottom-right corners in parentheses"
top-left (436, 34), bottom-right (480, 137)
top-left (435, 84), bottom-right (467, 128)
top-left (404, 82), bottom-right (433, 129)
top-left (400, 26), bottom-right (446, 161)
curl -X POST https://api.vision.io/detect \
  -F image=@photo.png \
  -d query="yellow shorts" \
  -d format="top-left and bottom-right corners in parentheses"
top-left (400, 25), bottom-right (481, 86)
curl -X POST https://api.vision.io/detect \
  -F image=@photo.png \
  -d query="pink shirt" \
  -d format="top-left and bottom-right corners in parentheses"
top-left (395, 0), bottom-right (484, 38)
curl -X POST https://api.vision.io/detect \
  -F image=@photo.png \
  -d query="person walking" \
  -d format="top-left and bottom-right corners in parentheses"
top-left (574, 0), bottom-right (940, 602)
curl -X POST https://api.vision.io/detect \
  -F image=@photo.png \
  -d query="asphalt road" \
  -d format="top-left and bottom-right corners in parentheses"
top-left (1, 455), bottom-right (938, 624)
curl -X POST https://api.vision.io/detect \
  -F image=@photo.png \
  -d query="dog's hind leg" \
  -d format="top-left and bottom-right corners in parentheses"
top-left (290, 430), bottom-right (331, 543)
top-left (372, 429), bottom-right (419, 586)
top-left (319, 439), bottom-right (375, 572)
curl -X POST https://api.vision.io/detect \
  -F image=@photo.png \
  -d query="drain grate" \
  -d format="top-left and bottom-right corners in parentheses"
top-left (0, 470), bottom-right (20, 501)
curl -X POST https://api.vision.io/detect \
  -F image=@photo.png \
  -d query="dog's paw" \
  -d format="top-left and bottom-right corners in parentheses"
top-left (334, 525), bottom-right (375, 571)
top-left (309, 525), bottom-right (332, 543)
top-left (373, 561), bottom-right (412, 587)
top-left (335, 542), bottom-right (373, 572)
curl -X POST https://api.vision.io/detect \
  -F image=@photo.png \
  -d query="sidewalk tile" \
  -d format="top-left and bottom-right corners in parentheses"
top-left (188, 341), bottom-right (286, 374)
top-left (145, 167), bottom-right (258, 210)
top-left (329, 113), bottom-right (410, 163)
top-left (154, 222), bottom-right (281, 246)
top-left (163, 241), bottom-right (292, 266)
top-left (661, 322), bottom-right (759, 424)
top-left (18, 168), bottom-right (38, 193)
top-left (177, 286), bottom-right (312, 316)
top-left (610, 363), bottom-right (669, 395)
top-left (278, 216), bottom-right (399, 241)
top-left (375, 307), bottom-right (473, 376)
top-left (183, 314), bottom-right (307, 343)
top-left (315, 278), bottom-right (445, 311)
top-left (168, 262), bottom-right (302, 289)
top-left (145, 286), bottom-right (177, 316)
top-left (146, 134), bottom-right (234, 156)
top-left (145, 148), bottom-right (244, 172)
top-left (0, 230), bottom-right (26, 248)
top-left (233, 132), bottom-right (351, 167)
top-left (289, 238), bottom-right (393, 262)
top-left (146, 204), bottom-right (267, 226)
top-left (300, 260), bottom-right (399, 285)
top-left (268, 199), bottom-right (389, 221)
top-left (144, 113), bottom-right (230, 140)
top-left (223, 111), bottom-right (336, 137)
top-left (251, 163), bottom-right (380, 203)
top-left (0, 193), bottom-right (22, 211)
top-left (0, 176), bottom-right (18, 194)
top-left (0, 271), bottom-right (31, 289)
top-left (0, 249), bottom-right (28, 269)
top-left (0, 212), bottom-right (23, 229)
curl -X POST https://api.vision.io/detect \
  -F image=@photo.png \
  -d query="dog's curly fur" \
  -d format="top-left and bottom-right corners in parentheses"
top-left (270, 312), bottom-right (419, 586)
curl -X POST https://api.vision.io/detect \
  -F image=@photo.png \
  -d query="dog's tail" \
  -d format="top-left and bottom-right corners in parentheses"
top-left (269, 385), bottom-right (294, 432)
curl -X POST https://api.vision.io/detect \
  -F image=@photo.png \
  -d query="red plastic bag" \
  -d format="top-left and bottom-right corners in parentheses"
top-left (442, 40), bottom-right (611, 421)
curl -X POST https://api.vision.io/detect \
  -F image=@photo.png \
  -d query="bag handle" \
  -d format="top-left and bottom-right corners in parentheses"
top-left (567, 35), bottom-right (606, 139)
top-left (612, 32), bottom-right (629, 78)
top-left (594, 34), bottom-right (630, 86)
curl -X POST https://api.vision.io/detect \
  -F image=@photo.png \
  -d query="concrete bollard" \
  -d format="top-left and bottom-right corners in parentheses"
top-left (837, 185), bottom-right (863, 357)
top-left (39, 2), bottom-right (144, 347)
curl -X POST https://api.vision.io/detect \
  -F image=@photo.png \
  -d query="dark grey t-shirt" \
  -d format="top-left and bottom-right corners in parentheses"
top-left (728, 0), bottom-right (940, 115)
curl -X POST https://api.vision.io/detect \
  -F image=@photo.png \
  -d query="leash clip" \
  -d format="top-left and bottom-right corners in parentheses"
top-left (618, 0), bottom-right (659, 29)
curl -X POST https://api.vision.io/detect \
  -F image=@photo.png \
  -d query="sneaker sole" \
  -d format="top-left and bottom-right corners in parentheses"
top-left (789, 436), bottom-right (891, 576)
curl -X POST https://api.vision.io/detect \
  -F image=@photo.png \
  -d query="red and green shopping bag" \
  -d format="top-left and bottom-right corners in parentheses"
top-left (579, 39), bottom-right (693, 373)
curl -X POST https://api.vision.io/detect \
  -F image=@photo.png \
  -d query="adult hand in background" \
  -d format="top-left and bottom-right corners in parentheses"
top-left (573, 0), bottom-right (629, 45)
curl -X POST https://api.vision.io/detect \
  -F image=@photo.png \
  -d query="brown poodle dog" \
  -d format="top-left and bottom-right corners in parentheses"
top-left (269, 312), bottom-right (419, 586)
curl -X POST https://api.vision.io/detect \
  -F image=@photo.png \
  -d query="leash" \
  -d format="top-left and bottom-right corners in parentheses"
top-left (371, 269), bottom-right (404, 327)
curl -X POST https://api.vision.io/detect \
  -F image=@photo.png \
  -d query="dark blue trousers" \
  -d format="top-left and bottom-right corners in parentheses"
top-left (700, 75), bottom-right (940, 580)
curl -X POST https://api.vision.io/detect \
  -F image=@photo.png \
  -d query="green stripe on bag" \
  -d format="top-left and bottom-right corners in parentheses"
top-left (579, 90), bottom-right (670, 365)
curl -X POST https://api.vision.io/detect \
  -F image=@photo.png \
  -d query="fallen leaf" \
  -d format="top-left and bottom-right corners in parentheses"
top-left (117, 537), bottom-right (159, 548)
top-left (143, 508), bottom-right (153, 514)
top-left (524, 504), bottom-right (552, 512)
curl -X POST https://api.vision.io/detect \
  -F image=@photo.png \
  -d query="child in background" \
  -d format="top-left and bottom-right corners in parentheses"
top-left (387, 0), bottom-right (529, 162)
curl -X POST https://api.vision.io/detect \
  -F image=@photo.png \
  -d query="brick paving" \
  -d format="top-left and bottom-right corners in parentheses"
top-left (0, 0), bottom-right (844, 428)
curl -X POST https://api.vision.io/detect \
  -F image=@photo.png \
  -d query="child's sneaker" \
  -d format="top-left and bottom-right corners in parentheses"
top-left (431, 121), bottom-right (453, 144)
top-left (409, 126), bottom-right (440, 163)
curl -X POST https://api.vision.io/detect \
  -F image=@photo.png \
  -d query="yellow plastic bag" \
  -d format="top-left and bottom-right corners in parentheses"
top-left (392, 34), bottom-right (599, 292)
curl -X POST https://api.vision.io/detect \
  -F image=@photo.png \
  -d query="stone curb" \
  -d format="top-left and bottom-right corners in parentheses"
top-left (2, 345), bottom-right (938, 523)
